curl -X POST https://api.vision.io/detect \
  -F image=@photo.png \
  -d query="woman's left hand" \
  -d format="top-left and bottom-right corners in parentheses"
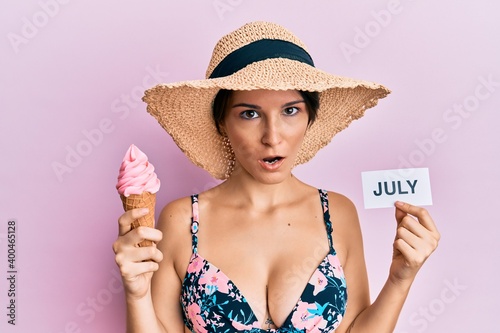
top-left (390, 201), bottom-right (440, 285)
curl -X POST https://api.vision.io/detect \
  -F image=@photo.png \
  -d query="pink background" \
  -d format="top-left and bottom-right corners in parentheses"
top-left (1, 1), bottom-right (499, 332)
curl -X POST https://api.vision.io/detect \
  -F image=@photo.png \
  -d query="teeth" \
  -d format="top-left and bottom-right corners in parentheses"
top-left (264, 157), bottom-right (280, 164)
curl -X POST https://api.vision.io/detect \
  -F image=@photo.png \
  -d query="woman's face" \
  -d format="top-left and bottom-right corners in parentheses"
top-left (221, 89), bottom-right (309, 184)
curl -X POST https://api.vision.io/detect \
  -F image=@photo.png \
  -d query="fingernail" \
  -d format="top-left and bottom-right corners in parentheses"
top-left (395, 201), bottom-right (404, 207)
top-left (140, 208), bottom-right (149, 214)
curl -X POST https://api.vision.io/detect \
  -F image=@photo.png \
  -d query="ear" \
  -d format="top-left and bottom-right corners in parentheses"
top-left (219, 121), bottom-right (227, 136)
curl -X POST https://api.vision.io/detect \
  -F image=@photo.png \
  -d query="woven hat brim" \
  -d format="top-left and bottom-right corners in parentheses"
top-left (143, 58), bottom-right (390, 179)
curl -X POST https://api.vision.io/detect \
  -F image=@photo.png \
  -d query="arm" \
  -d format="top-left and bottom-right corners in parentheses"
top-left (113, 198), bottom-right (192, 333)
top-left (331, 195), bottom-right (440, 333)
top-left (151, 198), bottom-right (193, 332)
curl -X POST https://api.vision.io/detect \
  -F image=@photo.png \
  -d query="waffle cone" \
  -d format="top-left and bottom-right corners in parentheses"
top-left (120, 192), bottom-right (156, 247)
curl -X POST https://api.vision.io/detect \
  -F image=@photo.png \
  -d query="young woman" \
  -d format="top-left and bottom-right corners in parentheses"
top-left (113, 22), bottom-right (440, 333)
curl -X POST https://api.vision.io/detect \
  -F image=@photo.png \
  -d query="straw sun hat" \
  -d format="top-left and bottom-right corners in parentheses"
top-left (143, 21), bottom-right (390, 179)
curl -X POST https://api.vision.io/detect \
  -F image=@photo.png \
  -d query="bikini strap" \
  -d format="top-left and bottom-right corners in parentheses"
top-left (318, 189), bottom-right (334, 250)
top-left (190, 194), bottom-right (199, 254)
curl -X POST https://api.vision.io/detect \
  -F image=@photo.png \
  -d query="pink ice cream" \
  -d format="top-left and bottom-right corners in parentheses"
top-left (116, 144), bottom-right (160, 197)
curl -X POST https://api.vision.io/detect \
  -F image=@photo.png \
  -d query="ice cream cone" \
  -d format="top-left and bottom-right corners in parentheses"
top-left (120, 192), bottom-right (156, 247)
top-left (116, 144), bottom-right (160, 247)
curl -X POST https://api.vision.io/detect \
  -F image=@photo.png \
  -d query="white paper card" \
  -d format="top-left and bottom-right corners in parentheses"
top-left (361, 168), bottom-right (433, 209)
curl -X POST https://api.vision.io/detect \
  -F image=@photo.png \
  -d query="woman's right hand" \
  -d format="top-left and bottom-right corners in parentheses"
top-left (112, 208), bottom-right (164, 301)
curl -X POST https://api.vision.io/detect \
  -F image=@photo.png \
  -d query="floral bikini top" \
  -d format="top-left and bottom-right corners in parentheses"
top-left (180, 189), bottom-right (347, 332)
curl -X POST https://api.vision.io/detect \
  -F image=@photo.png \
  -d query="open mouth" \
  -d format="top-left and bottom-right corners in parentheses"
top-left (262, 156), bottom-right (283, 165)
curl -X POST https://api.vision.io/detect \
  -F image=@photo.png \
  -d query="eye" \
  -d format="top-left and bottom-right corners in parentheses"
top-left (240, 110), bottom-right (259, 119)
top-left (283, 106), bottom-right (299, 116)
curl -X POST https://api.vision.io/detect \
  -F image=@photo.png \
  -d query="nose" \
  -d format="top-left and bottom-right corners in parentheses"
top-left (261, 116), bottom-right (282, 146)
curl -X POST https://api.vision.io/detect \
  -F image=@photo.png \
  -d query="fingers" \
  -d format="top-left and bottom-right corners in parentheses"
top-left (394, 234), bottom-right (436, 268)
top-left (394, 203), bottom-right (407, 224)
top-left (115, 246), bottom-right (163, 281)
top-left (114, 240), bottom-right (164, 279)
top-left (394, 201), bottom-right (439, 234)
top-left (130, 226), bottom-right (163, 245)
top-left (118, 208), bottom-right (150, 236)
top-left (113, 211), bottom-right (164, 294)
top-left (115, 244), bottom-right (164, 266)
top-left (393, 202), bottom-right (440, 268)
top-left (121, 262), bottom-right (159, 281)
top-left (397, 215), bottom-right (427, 239)
top-left (113, 227), bottom-right (163, 253)
top-left (396, 224), bottom-right (421, 249)
top-left (396, 222), bottom-right (437, 255)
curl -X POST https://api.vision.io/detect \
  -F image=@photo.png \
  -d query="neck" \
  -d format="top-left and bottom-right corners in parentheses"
top-left (221, 167), bottom-right (303, 211)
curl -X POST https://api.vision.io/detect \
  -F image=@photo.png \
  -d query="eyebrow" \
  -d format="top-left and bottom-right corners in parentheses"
top-left (231, 103), bottom-right (261, 109)
top-left (231, 100), bottom-right (305, 109)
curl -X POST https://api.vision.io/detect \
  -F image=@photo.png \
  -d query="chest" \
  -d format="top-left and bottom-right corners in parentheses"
top-left (180, 249), bottom-right (347, 332)
top-left (184, 203), bottom-right (341, 328)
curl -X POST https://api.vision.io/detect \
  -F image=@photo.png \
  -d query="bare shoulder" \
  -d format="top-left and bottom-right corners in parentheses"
top-left (155, 196), bottom-right (193, 274)
top-left (326, 191), bottom-right (363, 264)
top-left (157, 196), bottom-right (192, 232)
top-left (326, 191), bottom-right (359, 224)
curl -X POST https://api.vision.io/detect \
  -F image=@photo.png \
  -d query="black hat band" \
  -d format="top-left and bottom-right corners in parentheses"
top-left (209, 39), bottom-right (315, 79)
